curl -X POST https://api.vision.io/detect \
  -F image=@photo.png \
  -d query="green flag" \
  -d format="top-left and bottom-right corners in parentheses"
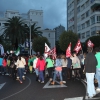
top-left (15, 47), bottom-right (20, 56)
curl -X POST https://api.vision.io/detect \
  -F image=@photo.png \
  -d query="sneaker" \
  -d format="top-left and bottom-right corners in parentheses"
top-left (62, 81), bottom-right (66, 83)
top-left (38, 80), bottom-right (41, 82)
top-left (5, 73), bottom-right (9, 75)
top-left (88, 96), bottom-right (93, 99)
top-left (19, 80), bottom-right (23, 84)
top-left (49, 78), bottom-right (52, 82)
top-left (16, 78), bottom-right (19, 81)
top-left (96, 88), bottom-right (100, 92)
top-left (41, 81), bottom-right (44, 83)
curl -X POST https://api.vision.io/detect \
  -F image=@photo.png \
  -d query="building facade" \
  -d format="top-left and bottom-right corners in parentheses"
top-left (67, 0), bottom-right (100, 42)
top-left (0, 9), bottom-right (55, 53)
top-left (54, 24), bottom-right (65, 41)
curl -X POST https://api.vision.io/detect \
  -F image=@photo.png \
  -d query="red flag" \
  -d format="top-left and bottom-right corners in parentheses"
top-left (66, 42), bottom-right (71, 57)
top-left (49, 47), bottom-right (56, 59)
top-left (87, 40), bottom-right (94, 47)
top-left (74, 40), bottom-right (82, 53)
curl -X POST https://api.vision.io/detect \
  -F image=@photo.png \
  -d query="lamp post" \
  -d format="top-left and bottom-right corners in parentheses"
top-left (29, 20), bottom-right (31, 55)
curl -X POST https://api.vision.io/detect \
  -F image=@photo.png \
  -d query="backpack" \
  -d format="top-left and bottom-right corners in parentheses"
top-left (30, 61), bottom-right (33, 66)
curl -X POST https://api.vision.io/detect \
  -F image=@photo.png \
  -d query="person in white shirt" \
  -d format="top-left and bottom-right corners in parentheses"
top-left (16, 55), bottom-right (26, 83)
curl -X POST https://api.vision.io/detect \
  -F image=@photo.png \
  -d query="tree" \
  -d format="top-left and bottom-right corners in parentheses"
top-left (2, 16), bottom-right (26, 50)
top-left (55, 41), bottom-right (64, 54)
top-left (32, 37), bottom-right (50, 54)
top-left (59, 31), bottom-right (78, 52)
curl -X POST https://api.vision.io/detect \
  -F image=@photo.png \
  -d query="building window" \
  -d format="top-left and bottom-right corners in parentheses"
top-left (91, 16), bottom-right (95, 24)
top-left (81, 13), bottom-right (85, 20)
top-left (48, 33), bottom-right (50, 37)
top-left (91, 31), bottom-right (95, 36)
top-left (77, 6), bottom-right (80, 13)
top-left (77, 25), bottom-right (81, 31)
top-left (77, 0), bottom-right (80, 5)
top-left (97, 16), bottom-right (100, 23)
top-left (86, 0), bottom-right (89, 7)
top-left (82, 33), bottom-right (85, 39)
top-left (86, 10), bottom-right (89, 17)
top-left (90, 0), bottom-right (95, 3)
top-left (86, 20), bottom-right (90, 27)
top-left (0, 23), bottom-right (1, 26)
top-left (82, 23), bottom-right (85, 29)
top-left (81, 4), bottom-right (85, 11)
top-left (86, 31), bottom-right (90, 38)
top-left (91, 27), bottom-right (96, 36)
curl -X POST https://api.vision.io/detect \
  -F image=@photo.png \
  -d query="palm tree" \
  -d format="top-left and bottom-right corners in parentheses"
top-left (31, 23), bottom-right (42, 39)
top-left (25, 23), bottom-right (42, 40)
top-left (2, 16), bottom-right (26, 50)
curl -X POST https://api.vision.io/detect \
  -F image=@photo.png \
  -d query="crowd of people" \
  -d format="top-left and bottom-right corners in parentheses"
top-left (0, 47), bottom-right (100, 98)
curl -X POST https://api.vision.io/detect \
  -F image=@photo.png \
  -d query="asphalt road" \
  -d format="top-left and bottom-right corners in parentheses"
top-left (0, 73), bottom-right (100, 100)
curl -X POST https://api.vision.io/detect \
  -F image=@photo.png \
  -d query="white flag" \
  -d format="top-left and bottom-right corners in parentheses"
top-left (44, 43), bottom-right (50, 53)
top-left (44, 43), bottom-right (50, 58)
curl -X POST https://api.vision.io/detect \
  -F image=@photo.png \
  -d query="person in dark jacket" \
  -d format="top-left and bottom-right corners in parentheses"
top-left (84, 47), bottom-right (97, 98)
top-left (67, 57), bottom-right (72, 79)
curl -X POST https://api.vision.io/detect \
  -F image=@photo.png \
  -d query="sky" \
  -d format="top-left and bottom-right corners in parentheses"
top-left (0, 0), bottom-right (67, 30)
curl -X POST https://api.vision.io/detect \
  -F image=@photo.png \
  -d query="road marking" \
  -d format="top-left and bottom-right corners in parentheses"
top-left (43, 80), bottom-right (67, 89)
top-left (1, 76), bottom-right (31, 100)
top-left (0, 82), bottom-right (6, 90)
top-left (64, 97), bottom-right (83, 100)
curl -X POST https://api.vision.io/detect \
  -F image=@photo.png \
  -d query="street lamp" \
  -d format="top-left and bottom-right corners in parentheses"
top-left (29, 20), bottom-right (31, 55)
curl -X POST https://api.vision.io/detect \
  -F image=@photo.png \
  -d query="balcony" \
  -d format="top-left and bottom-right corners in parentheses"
top-left (90, 0), bottom-right (100, 9)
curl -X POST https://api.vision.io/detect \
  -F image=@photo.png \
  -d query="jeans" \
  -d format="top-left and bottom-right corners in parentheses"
top-left (86, 73), bottom-right (96, 97)
top-left (47, 67), bottom-right (54, 79)
top-left (96, 68), bottom-right (100, 88)
top-left (2, 67), bottom-right (7, 74)
top-left (62, 67), bottom-right (67, 81)
top-left (35, 68), bottom-right (39, 76)
top-left (0, 65), bottom-right (2, 73)
top-left (18, 68), bottom-right (24, 81)
top-left (53, 70), bottom-right (63, 81)
top-left (39, 71), bottom-right (44, 81)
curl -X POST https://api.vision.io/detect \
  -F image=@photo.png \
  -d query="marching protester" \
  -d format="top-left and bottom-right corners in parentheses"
top-left (28, 56), bottom-right (33, 73)
top-left (67, 56), bottom-right (72, 80)
top-left (33, 54), bottom-right (39, 81)
top-left (84, 47), bottom-right (97, 98)
top-left (2, 56), bottom-right (7, 75)
top-left (71, 51), bottom-right (81, 80)
top-left (46, 55), bottom-right (54, 82)
top-left (61, 54), bottom-right (68, 83)
top-left (36, 55), bottom-right (46, 83)
top-left (15, 55), bottom-right (26, 83)
top-left (51, 54), bottom-right (63, 85)
top-left (7, 56), bottom-right (11, 76)
top-left (94, 47), bottom-right (100, 91)
top-left (0, 55), bottom-right (3, 74)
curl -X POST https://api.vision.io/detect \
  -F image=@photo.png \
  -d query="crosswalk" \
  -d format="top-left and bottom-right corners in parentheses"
top-left (43, 80), bottom-right (67, 89)
top-left (64, 97), bottom-right (83, 100)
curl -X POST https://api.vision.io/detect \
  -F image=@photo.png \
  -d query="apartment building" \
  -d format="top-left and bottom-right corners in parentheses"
top-left (0, 9), bottom-right (55, 49)
top-left (67, 0), bottom-right (100, 42)
top-left (54, 24), bottom-right (65, 41)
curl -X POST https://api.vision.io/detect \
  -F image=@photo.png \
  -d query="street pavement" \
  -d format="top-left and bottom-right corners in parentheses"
top-left (0, 73), bottom-right (100, 100)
